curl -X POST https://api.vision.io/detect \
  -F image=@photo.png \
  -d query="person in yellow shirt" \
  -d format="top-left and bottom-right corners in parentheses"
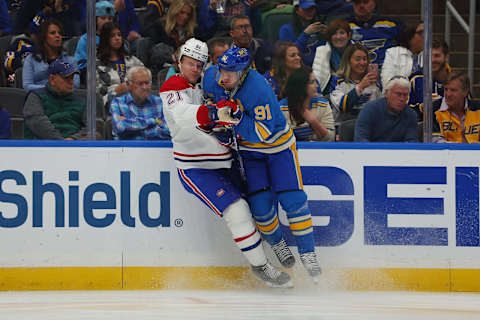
top-left (432, 71), bottom-right (480, 143)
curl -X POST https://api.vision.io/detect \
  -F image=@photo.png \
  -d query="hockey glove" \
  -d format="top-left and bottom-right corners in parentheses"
top-left (197, 104), bottom-right (241, 128)
top-left (216, 99), bottom-right (243, 121)
top-left (211, 127), bottom-right (235, 148)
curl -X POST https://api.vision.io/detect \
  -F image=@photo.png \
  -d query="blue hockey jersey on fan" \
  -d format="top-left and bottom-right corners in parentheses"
top-left (348, 15), bottom-right (401, 66)
top-left (202, 65), bottom-right (295, 154)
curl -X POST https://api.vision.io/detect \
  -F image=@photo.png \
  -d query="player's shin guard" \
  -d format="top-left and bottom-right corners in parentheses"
top-left (278, 190), bottom-right (315, 254)
top-left (247, 190), bottom-right (283, 246)
top-left (223, 199), bottom-right (266, 266)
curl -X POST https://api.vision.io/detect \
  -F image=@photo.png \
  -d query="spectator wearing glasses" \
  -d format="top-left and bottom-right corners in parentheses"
top-left (228, 14), bottom-right (273, 75)
top-left (110, 66), bottom-right (170, 140)
top-left (354, 75), bottom-right (418, 142)
top-left (381, 20), bottom-right (424, 87)
top-left (23, 59), bottom-right (87, 140)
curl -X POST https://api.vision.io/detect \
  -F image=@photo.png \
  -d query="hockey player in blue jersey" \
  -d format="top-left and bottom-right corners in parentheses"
top-left (201, 47), bottom-right (322, 281)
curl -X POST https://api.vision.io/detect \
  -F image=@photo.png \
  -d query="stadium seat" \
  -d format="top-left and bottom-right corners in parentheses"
top-left (63, 36), bottom-right (80, 57)
top-left (260, 6), bottom-right (293, 43)
top-left (14, 67), bottom-right (22, 88)
top-left (135, 37), bottom-right (155, 67)
top-left (0, 87), bottom-right (27, 139)
top-left (339, 119), bottom-right (356, 142)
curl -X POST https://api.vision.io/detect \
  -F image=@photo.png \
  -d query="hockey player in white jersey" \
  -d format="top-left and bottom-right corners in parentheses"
top-left (159, 38), bottom-right (292, 288)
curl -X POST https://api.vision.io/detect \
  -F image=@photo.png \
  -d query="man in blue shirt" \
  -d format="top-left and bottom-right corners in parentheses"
top-left (110, 66), bottom-right (170, 140)
top-left (355, 76), bottom-right (418, 142)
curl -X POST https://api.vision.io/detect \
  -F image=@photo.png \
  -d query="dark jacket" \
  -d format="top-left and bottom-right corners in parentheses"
top-left (23, 84), bottom-right (86, 139)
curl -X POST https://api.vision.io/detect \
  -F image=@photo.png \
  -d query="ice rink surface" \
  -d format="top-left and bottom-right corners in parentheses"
top-left (1, 289), bottom-right (480, 320)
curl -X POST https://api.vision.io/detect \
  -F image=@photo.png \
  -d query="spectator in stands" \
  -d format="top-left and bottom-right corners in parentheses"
top-left (96, 22), bottom-right (144, 107)
top-left (198, 0), bottom-right (253, 39)
top-left (112, 0), bottom-right (142, 44)
top-left (140, 0), bottom-right (168, 34)
top-left (279, 0), bottom-right (327, 67)
top-left (206, 37), bottom-right (230, 68)
top-left (23, 59), bottom-right (86, 140)
top-left (3, 25), bottom-right (35, 85)
top-left (280, 67), bottom-right (335, 141)
top-left (354, 75), bottom-right (417, 142)
top-left (144, 0), bottom-right (197, 50)
top-left (316, 0), bottom-right (353, 19)
top-left (409, 40), bottom-right (451, 119)
top-left (263, 42), bottom-right (302, 100)
top-left (381, 20), bottom-right (424, 87)
top-left (0, 0), bottom-right (13, 36)
top-left (432, 72), bottom-right (480, 143)
top-left (330, 43), bottom-right (381, 126)
top-left (23, 19), bottom-right (79, 91)
top-left (110, 66), bottom-right (170, 140)
top-left (14, 0), bottom-right (83, 36)
top-left (229, 14), bottom-right (273, 75)
top-left (0, 107), bottom-right (11, 139)
top-left (312, 18), bottom-right (351, 95)
top-left (74, 1), bottom-right (115, 85)
top-left (348, 0), bottom-right (401, 67)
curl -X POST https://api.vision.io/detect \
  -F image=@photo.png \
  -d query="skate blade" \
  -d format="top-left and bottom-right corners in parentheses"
top-left (265, 279), bottom-right (294, 289)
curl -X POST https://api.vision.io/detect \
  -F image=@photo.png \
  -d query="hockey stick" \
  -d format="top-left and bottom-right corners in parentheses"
top-left (225, 62), bottom-right (253, 192)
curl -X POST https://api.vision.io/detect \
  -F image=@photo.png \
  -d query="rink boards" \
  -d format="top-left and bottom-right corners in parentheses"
top-left (1, 140), bottom-right (480, 291)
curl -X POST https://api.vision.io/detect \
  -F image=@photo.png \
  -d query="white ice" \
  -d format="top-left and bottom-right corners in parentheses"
top-left (1, 289), bottom-right (479, 320)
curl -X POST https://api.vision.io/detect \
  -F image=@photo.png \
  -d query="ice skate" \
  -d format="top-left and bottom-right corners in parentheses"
top-left (251, 262), bottom-right (293, 288)
top-left (299, 251), bottom-right (322, 283)
top-left (271, 239), bottom-right (295, 268)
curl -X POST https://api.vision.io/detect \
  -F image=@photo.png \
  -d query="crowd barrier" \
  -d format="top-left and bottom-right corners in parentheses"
top-left (1, 140), bottom-right (479, 291)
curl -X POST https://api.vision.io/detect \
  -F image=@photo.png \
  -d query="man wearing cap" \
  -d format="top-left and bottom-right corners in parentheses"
top-left (74, 0), bottom-right (116, 85)
top-left (23, 59), bottom-right (87, 140)
top-left (348, 0), bottom-right (401, 67)
top-left (279, 0), bottom-right (327, 67)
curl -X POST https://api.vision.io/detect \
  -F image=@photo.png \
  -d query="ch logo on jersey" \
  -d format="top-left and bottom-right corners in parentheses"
top-left (216, 189), bottom-right (225, 197)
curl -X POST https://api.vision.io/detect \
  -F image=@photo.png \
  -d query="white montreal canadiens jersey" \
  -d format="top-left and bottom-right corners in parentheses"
top-left (159, 75), bottom-right (232, 170)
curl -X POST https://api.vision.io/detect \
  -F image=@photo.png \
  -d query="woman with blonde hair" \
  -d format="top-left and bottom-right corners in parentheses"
top-left (144, 0), bottom-right (198, 50)
top-left (329, 43), bottom-right (381, 126)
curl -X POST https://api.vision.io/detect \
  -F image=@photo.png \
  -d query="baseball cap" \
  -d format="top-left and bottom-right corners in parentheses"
top-left (96, 0), bottom-right (115, 17)
top-left (293, 0), bottom-right (316, 9)
top-left (48, 60), bottom-right (79, 77)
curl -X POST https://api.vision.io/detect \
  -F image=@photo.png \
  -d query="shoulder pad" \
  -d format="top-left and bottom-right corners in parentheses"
top-left (160, 75), bottom-right (192, 93)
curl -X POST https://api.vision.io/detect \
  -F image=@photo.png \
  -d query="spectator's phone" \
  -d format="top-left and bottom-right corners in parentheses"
top-left (368, 63), bottom-right (378, 73)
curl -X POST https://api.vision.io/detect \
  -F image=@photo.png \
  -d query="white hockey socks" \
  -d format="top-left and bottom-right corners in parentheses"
top-left (223, 199), bottom-right (267, 267)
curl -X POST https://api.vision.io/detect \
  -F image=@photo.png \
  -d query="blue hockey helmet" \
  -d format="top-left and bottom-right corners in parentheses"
top-left (217, 46), bottom-right (250, 72)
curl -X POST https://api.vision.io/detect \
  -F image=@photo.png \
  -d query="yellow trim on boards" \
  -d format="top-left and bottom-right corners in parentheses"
top-left (2, 267), bottom-right (480, 292)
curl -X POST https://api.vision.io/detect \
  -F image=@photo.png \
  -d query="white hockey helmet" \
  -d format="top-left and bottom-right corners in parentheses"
top-left (179, 38), bottom-right (208, 64)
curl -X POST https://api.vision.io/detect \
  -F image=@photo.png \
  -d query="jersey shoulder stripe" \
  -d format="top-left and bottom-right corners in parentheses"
top-left (160, 75), bottom-right (192, 93)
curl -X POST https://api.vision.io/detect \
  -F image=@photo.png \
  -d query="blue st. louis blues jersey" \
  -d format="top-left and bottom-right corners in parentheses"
top-left (348, 16), bottom-right (401, 66)
top-left (203, 65), bottom-right (295, 154)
